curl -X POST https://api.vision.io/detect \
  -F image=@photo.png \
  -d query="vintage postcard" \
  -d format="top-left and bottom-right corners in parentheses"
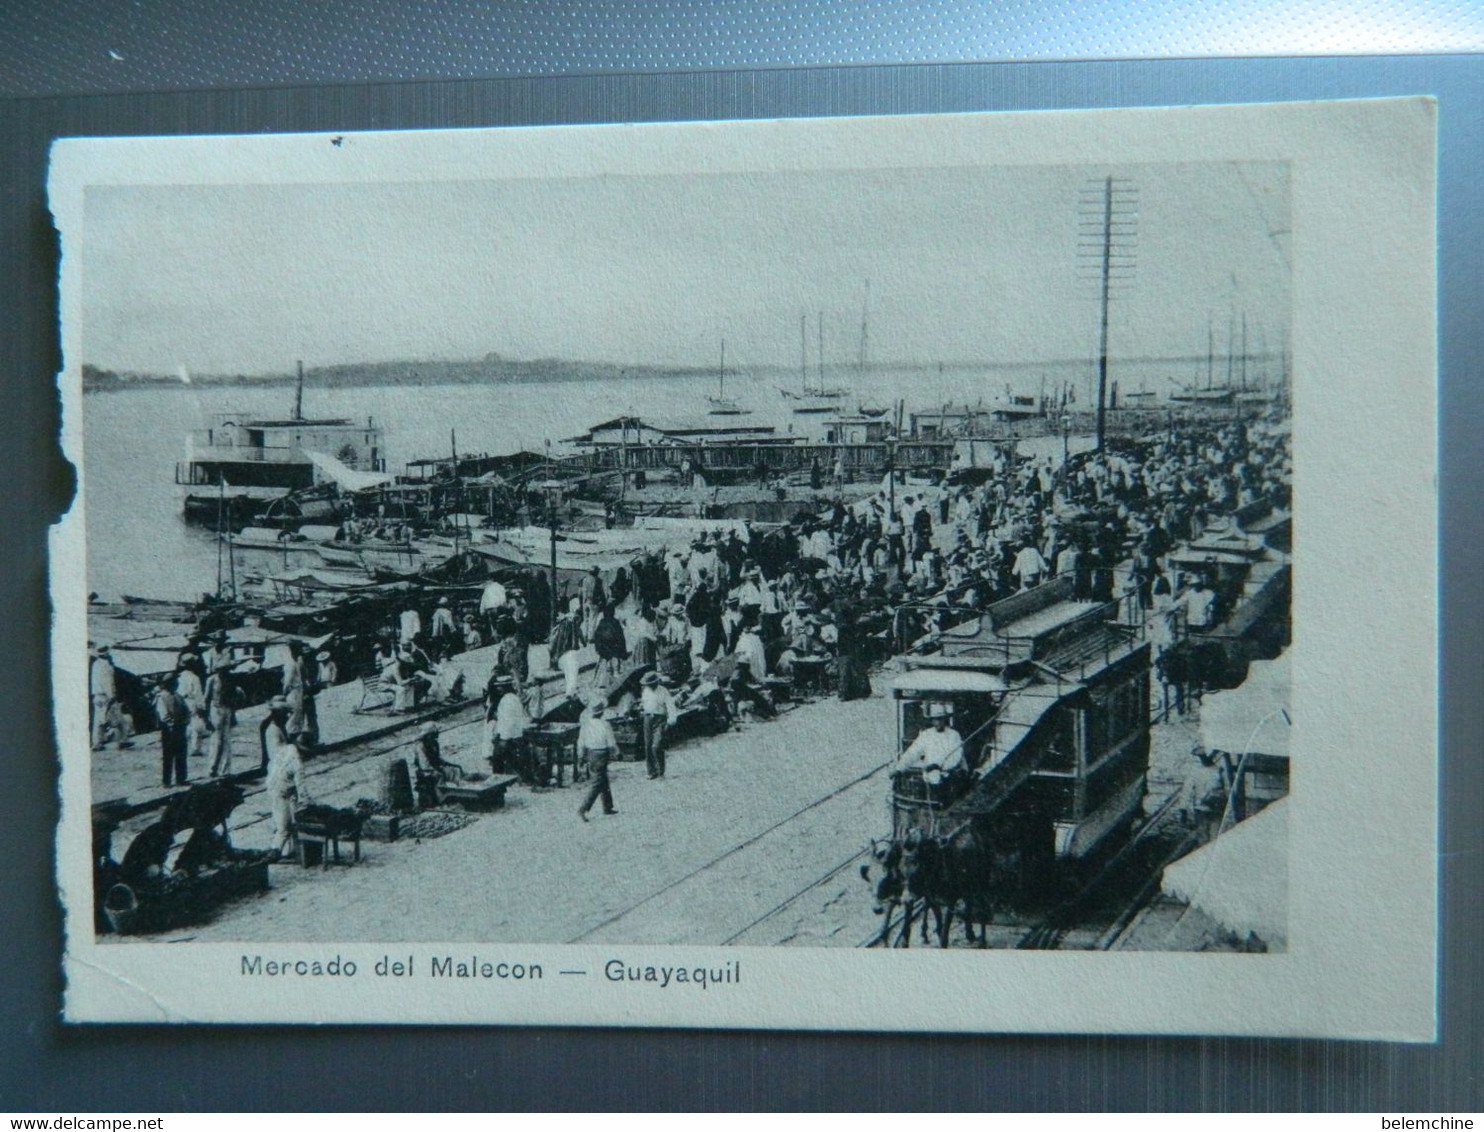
top-left (49, 99), bottom-right (1436, 1036)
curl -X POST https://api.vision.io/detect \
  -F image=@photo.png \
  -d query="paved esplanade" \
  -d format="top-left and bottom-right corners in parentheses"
top-left (153, 691), bottom-right (896, 946)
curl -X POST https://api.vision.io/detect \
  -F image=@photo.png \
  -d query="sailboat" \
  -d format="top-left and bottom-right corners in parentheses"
top-left (1235, 318), bottom-right (1276, 403)
top-left (706, 339), bottom-right (750, 416)
top-left (780, 311), bottom-right (849, 413)
top-left (1170, 319), bottom-right (1236, 404)
top-left (1120, 376), bottom-right (1158, 407)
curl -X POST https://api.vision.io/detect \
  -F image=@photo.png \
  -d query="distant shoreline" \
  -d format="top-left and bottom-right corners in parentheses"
top-left (80, 353), bottom-right (1283, 394)
top-left (80, 358), bottom-right (714, 394)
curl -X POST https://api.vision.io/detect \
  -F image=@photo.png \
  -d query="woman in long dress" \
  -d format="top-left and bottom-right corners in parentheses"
top-left (592, 603), bottom-right (629, 688)
top-left (834, 604), bottom-right (873, 702)
top-left (629, 606), bottom-right (658, 668)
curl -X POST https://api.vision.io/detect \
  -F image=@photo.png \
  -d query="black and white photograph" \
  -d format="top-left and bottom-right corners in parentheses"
top-left (50, 102), bottom-right (1435, 1034)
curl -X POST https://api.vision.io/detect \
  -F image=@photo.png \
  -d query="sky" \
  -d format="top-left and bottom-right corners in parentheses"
top-left (81, 159), bottom-right (1290, 376)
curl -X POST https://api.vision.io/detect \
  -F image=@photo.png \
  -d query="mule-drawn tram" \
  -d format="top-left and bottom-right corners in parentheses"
top-left (1156, 503), bottom-right (1292, 701)
top-left (868, 576), bottom-right (1153, 945)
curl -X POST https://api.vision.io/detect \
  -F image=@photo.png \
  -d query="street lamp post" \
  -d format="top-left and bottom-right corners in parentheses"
top-left (544, 439), bottom-right (559, 632)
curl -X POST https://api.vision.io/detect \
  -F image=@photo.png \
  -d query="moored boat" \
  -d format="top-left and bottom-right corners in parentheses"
top-left (174, 365), bottom-right (388, 528)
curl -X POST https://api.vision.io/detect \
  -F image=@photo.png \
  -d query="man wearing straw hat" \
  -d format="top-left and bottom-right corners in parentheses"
top-left (639, 671), bottom-right (677, 780)
top-left (205, 659), bottom-right (239, 777)
top-left (461, 614), bottom-right (484, 653)
top-left (314, 649), bottom-right (338, 688)
top-left (263, 697), bottom-right (308, 860)
top-left (485, 673), bottom-right (531, 779)
top-left (150, 673), bottom-right (189, 788)
top-left (577, 702), bottom-right (619, 822)
top-left (429, 595), bottom-right (457, 649)
top-left (895, 702), bottom-right (965, 787)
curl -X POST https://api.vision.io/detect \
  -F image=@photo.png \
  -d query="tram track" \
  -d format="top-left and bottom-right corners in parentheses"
top-left (238, 695), bottom-right (894, 940)
top-left (209, 681), bottom-right (1203, 941)
top-left (566, 759), bottom-right (892, 945)
top-left (197, 676), bottom-right (898, 946)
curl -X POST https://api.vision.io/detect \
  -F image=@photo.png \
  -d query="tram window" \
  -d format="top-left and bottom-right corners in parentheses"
top-left (1085, 703), bottom-right (1108, 757)
top-left (955, 698), bottom-right (998, 768)
top-left (1107, 679), bottom-right (1144, 742)
top-left (1040, 711), bottom-right (1077, 772)
top-left (898, 699), bottom-right (942, 749)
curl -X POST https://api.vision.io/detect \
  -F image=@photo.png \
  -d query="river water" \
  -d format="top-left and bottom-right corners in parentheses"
top-left (80, 359), bottom-right (1198, 601)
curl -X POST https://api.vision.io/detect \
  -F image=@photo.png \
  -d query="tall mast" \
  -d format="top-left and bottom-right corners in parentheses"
top-left (817, 311), bottom-right (825, 394)
top-left (294, 359), bottom-right (304, 420)
top-left (1226, 313), bottom-right (1236, 388)
top-left (545, 439), bottom-right (557, 633)
top-left (857, 278), bottom-right (871, 380)
top-left (1240, 312), bottom-right (1249, 390)
top-left (800, 313), bottom-right (808, 393)
top-left (1207, 321), bottom-right (1215, 390)
top-left (719, 339), bottom-right (726, 399)
top-left (450, 427), bottom-right (462, 556)
top-left (226, 484), bottom-right (236, 598)
top-left (215, 477), bottom-right (225, 597)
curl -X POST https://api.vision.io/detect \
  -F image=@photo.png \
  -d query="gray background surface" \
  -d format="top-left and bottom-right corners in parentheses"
top-left (1, 3), bottom-right (1478, 1112)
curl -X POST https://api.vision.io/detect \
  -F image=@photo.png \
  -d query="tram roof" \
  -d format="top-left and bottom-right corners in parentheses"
top-left (892, 669), bottom-right (1008, 695)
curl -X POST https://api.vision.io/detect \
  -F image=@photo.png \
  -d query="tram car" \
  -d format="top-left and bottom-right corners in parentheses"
top-left (886, 575), bottom-right (1152, 908)
top-left (1163, 505), bottom-right (1291, 691)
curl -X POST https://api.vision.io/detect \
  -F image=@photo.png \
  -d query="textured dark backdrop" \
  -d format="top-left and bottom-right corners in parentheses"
top-left (0, 5), bottom-right (1478, 1114)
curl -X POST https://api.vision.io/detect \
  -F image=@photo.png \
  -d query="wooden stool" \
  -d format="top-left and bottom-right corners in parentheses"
top-left (438, 775), bottom-right (519, 811)
top-left (295, 827), bottom-right (362, 868)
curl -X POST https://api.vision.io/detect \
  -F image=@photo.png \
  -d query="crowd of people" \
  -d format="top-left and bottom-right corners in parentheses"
top-left (91, 409), bottom-right (1290, 838)
top-left (89, 630), bottom-right (333, 765)
top-left (338, 412), bottom-right (1294, 823)
top-left (88, 631), bottom-right (326, 859)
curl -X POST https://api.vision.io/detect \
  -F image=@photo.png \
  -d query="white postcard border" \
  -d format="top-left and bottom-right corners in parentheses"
top-left (49, 99), bottom-right (1438, 1038)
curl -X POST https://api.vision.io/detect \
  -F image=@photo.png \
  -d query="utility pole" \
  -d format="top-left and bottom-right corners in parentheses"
top-left (544, 439), bottom-right (557, 632)
top-left (450, 428), bottom-right (461, 557)
top-left (1077, 176), bottom-right (1138, 451)
top-left (215, 476), bottom-right (225, 599)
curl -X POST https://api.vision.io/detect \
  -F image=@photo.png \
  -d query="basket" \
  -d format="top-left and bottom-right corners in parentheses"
top-left (103, 883), bottom-right (139, 935)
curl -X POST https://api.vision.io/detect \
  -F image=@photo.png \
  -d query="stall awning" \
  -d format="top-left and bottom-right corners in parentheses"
top-left (1200, 653), bottom-right (1291, 759)
top-left (1162, 797), bottom-right (1288, 947)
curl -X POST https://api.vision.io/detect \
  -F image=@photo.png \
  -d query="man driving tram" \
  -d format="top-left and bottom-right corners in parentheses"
top-left (893, 698), bottom-right (992, 805)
